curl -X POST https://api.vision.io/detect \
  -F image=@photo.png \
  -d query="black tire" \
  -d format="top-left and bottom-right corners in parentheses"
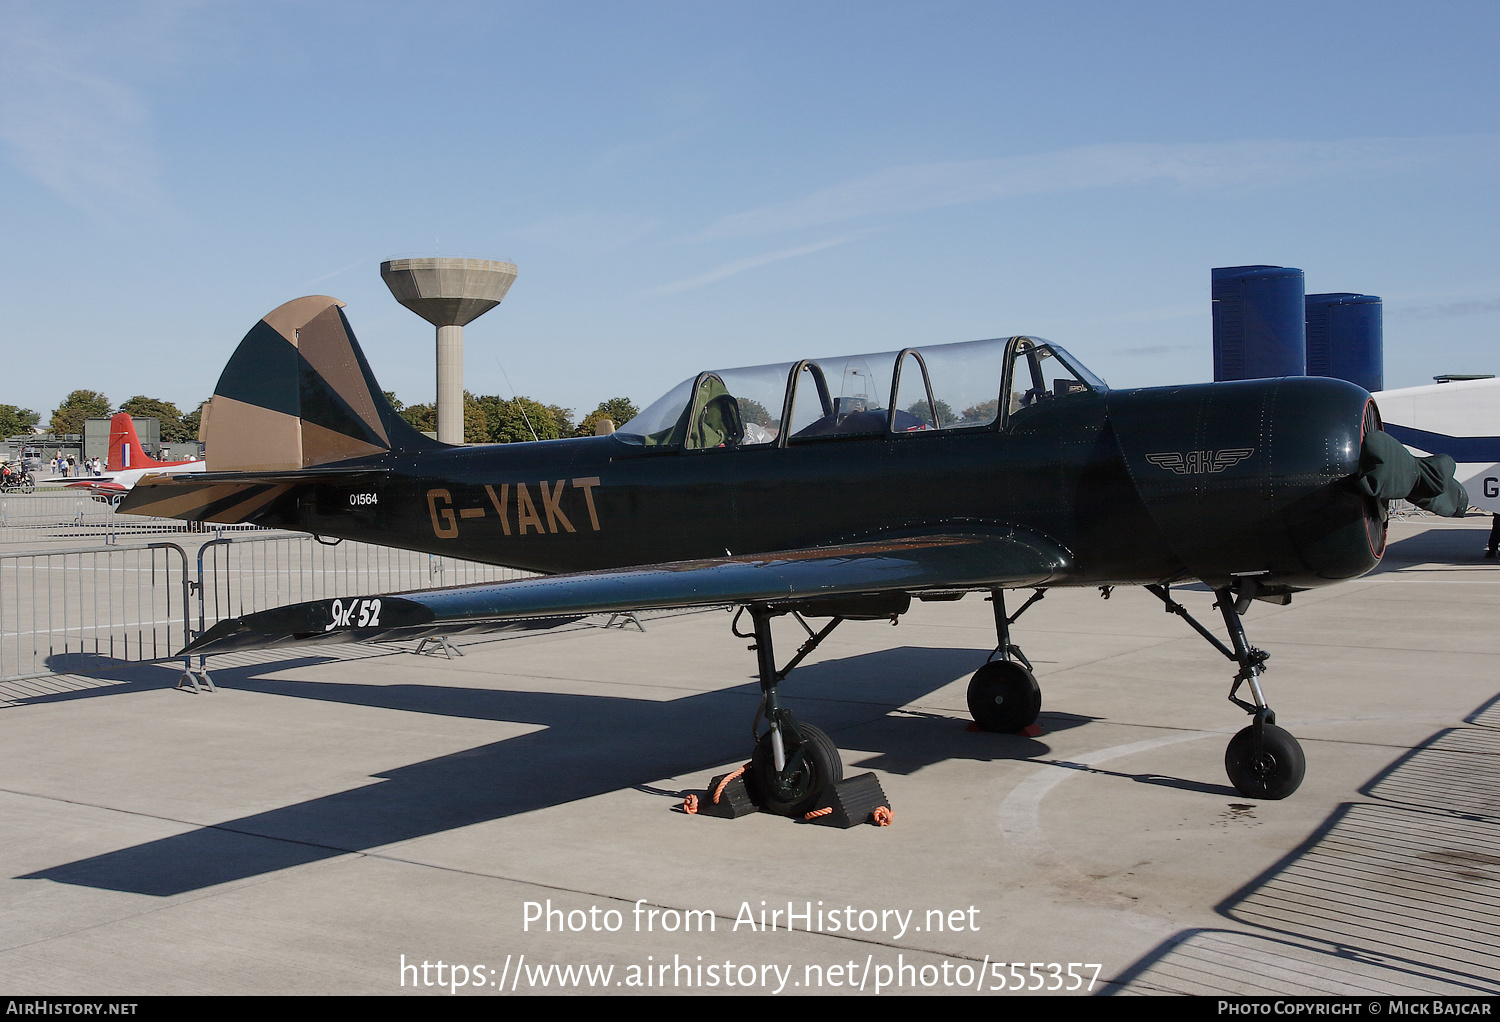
top-left (749, 722), bottom-right (843, 816)
top-left (1225, 724), bottom-right (1305, 800)
top-left (966, 660), bottom-right (1042, 732)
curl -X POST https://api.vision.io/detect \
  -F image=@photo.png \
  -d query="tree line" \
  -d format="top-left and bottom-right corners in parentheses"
top-left (0, 393), bottom-right (203, 441)
top-left (1, 391), bottom-right (640, 446)
top-left (383, 392), bottom-right (640, 444)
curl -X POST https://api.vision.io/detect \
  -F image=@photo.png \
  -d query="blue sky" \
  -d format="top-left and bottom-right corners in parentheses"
top-left (2, 1), bottom-right (1497, 420)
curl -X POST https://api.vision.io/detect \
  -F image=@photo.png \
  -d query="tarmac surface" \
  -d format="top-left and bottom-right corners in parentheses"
top-left (2, 516), bottom-right (1498, 996)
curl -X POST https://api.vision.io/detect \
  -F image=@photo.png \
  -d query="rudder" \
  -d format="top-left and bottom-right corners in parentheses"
top-left (108, 413), bottom-right (161, 472)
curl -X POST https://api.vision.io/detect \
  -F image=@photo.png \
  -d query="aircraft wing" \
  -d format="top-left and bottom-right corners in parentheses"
top-left (184, 527), bottom-right (1072, 654)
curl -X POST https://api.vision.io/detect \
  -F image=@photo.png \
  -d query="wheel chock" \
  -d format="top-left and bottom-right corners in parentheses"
top-left (801, 772), bottom-right (892, 828)
top-left (688, 769), bottom-right (759, 819)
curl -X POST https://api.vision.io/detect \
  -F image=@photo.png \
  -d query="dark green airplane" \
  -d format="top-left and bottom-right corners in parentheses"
top-left (121, 295), bottom-right (1466, 809)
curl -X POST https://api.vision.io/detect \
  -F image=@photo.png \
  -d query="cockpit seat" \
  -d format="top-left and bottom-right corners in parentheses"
top-left (691, 392), bottom-right (745, 449)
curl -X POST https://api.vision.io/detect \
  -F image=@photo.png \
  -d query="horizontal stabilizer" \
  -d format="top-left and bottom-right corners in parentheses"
top-left (184, 528), bottom-right (1072, 654)
top-left (118, 468), bottom-right (386, 524)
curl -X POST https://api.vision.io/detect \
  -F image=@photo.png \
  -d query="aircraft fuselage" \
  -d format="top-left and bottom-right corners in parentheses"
top-left (273, 375), bottom-right (1381, 597)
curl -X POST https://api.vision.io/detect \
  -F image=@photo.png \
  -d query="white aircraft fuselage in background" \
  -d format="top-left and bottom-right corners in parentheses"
top-left (1375, 376), bottom-right (1500, 514)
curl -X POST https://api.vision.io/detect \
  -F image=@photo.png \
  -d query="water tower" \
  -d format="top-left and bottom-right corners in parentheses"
top-left (380, 257), bottom-right (518, 443)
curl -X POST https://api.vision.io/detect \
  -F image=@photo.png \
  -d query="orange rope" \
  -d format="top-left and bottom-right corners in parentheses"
top-left (804, 806), bottom-right (833, 820)
top-left (682, 794), bottom-right (699, 815)
top-left (873, 805), bottom-right (893, 827)
top-left (713, 765), bottom-right (748, 804)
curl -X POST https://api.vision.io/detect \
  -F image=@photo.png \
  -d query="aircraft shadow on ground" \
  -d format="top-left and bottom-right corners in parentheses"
top-left (21, 643), bottom-right (1102, 898)
top-left (1370, 525), bottom-right (1495, 572)
top-left (1101, 690), bottom-right (1500, 996)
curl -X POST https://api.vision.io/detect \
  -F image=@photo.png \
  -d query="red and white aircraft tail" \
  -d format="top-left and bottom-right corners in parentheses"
top-left (68, 413), bottom-right (205, 497)
top-left (109, 413), bottom-right (198, 472)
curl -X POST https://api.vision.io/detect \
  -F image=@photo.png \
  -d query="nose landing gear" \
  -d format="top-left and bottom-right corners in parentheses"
top-left (1147, 582), bottom-right (1306, 799)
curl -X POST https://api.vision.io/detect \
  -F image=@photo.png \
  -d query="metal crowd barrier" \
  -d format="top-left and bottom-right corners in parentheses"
top-left (1, 492), bottom-right (122, 532)
top-left (0, 490), bottom-right (266, 544)
top-left (0, 543), bottom-right (192, 681)
top-left (195, 533), bottom-right (528, 631)
top-left (0, 533), bottom-right (532, 685)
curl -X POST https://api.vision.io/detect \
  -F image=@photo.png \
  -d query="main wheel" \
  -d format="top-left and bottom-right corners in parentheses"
top-left (749, 722), bottom-right (843, 816)
top-left (966, 660), bottom-right (1041, 732)
top-left (1225, 724), bottom-right (1305, 799)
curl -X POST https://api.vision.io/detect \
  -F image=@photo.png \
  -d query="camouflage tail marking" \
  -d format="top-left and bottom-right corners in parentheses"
top-left (120, 477), bottom-right (293, 524)
top-left (204, 295), bottom-right (439, 473)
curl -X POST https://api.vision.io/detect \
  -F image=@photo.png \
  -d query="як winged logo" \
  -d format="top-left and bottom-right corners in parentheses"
top-left (1144, 449), bottom-right (1255, 475)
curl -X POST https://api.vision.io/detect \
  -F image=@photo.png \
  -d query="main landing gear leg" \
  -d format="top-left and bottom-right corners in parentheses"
top-left (966, 588), bottom-right (1044, 733)
top-left (1146, 584), bottom-right (1305, 799)
top-left (733, 605), bottom-right (845, 816)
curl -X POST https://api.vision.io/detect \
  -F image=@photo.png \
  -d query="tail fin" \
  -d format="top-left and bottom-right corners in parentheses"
top-left (204, 295), bottom-right (441, 472)
top-left (108, 413), bottom-right (165, 472)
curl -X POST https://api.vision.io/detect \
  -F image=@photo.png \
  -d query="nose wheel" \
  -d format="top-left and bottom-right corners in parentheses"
top-left (1225, 718), bottom-right (1305, 800)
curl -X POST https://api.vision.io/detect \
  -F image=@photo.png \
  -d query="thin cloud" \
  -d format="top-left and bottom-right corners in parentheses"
top-left (0, 5), bottom-right (180, 223)
top-left (508, 211), bottom-right (662, 257)
top-left (1048, 303), bottom-right (1203, 330)
top-left (646, 234), bottom-right (863, 297)
top-left (697, 137), bottom-right (1492, 240)
top-left (1113, 344), bottom-right (1197, 357)
top-left (1388, 298), bottom-right (1500, 321)
top-left (306, 256), bottom-right (376, 287)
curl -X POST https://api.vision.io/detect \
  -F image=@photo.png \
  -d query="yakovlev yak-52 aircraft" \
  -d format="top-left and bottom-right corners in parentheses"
top-left (120, 296), bottom-right (1467, 808)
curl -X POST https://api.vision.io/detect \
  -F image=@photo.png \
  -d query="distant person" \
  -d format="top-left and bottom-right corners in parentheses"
top-left (1487, 514), bottom-right (1499, 560)
top-left (66, 455), bottom-right (76, 477)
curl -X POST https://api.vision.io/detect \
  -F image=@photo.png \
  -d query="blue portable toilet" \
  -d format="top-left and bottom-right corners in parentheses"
top-left (1212, 265), bottom-right (1306, 381)
top-left (1305, 293), bottom-right (1383, 393)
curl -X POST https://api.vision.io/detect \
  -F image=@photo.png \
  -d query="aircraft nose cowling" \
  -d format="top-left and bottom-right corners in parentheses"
top-left (1353, 428), bottom-right (1469, 518)
top-left (1107, 376), bottom-right (1385, 589)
